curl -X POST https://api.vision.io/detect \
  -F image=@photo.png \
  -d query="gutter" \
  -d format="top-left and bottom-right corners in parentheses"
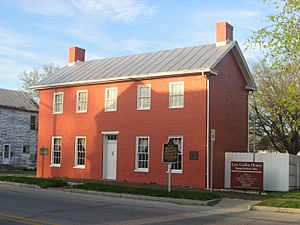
top-left (31, 68), bottom-right (218, 90)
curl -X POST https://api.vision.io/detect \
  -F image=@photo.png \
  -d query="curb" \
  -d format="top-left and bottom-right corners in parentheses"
top-left (0, 181), bottom-right (41, 189)
top-left (60, 188), bottom-right (221, 206)
top-left (0, 181), bottom-right (220, 206)
top-left (251, 205), bottom-right (300, 214)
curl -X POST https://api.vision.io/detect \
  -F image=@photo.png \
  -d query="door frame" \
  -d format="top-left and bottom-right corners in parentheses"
top-left (101, 131), bottom-right (119, 180)
top-left (3, 144), bottom-right (11, 164)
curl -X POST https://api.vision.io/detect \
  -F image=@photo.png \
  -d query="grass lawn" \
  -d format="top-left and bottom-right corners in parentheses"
top-left (73, 182), bottom-right (220, 201)
top-left (0, 176), bottom-right (67, 188)
top-left (257, 190), bottom-right (300, 209)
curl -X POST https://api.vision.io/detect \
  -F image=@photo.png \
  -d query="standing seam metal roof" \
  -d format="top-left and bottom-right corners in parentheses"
top-left (0, 88), bottom-right (38, 112)
top-left (37, 42), bottom-right (237, 87)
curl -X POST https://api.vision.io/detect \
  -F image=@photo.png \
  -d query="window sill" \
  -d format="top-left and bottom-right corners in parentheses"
top-left (50, 165), bottom-right (61, 168)
top-left (169, 106), bottom-right (184, 109)
top-left (166, 170), bottom-right (183, 174)
top-left (137, 108), bottom-right (150, 111)
top-left (134, 169), bottom-right (149, 173)
top-left (73, 166), bottom-right (85, 169)
top-left (76, 111), bottom-right (87, 113)
top-left (53, 112), bottom-right (63, 115)
top-left (104, 109), bottom-right (117, 112)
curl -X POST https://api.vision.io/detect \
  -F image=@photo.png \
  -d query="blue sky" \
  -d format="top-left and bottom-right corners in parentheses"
top-left (0, 0), bottom-right (274, 89)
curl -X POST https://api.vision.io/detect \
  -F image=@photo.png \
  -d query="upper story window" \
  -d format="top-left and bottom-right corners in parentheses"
top-left (74, 136), bottom-right (86, 168)
top-left (53, 92), bottom-right (64, 114)
top-left (137, 84), bottom-right (151, 110)
top-left (169, 136), bottom-right (183, 173)
top-left (30, 115), bottom-right (37, 130)
top-left (169, 81), bottom-right (184, 108)
top-left (135, 137), bottom-right (149, 172)
top-left (51, 136), bottom-right (62, 167)
top-left (76, 90), bottom-right (88, 113)
top-left (105, 87), bottom-right (118, 112)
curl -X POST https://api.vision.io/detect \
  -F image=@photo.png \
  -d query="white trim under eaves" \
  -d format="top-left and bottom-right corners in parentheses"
top-left (31, 68), bottom-right (218, 90)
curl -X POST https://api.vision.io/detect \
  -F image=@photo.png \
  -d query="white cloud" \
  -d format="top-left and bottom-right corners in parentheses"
top-left (70, 0), bottom-right (156, 22)
top-left (11, 0), bottom-right (156, 23)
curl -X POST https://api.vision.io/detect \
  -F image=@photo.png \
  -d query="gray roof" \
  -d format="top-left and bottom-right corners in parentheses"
top-left (0, 88), bottom-right (38, 112)
top-left (35, 41), bottom-right (256, 90)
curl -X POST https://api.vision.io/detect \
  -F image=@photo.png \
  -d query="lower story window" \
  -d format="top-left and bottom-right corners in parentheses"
top-left (51, 137), bottom-right (61, 166)
top-left (75, 137), bottom-right (86, 167)
top-left (169, 136), bottom-right (183, 172)
top-left (23, 145), bottom-right (30, 154)
top-left (135, 137), bottom-right (149, 172)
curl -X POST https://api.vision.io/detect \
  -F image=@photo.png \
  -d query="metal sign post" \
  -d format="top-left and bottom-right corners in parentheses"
top-left (162, 139), bottom-right (179, 193)
top-left (40, 147), bottom-right (48, 178)
top-left (168, 163), bottom-right (172, 192)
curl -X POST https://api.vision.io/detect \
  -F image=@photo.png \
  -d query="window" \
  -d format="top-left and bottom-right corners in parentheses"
top-left (51, 137), bottom-right (62, 166)
top-left (3, 144), bottom-right (10, 159)
top-left (30, 115), bottom-right (37, 130)
top-left (135, 137), bottom-right (149, 172)
top-left (76, 90), bottom-right (88, 113)
top-left (169, 136), bottom-right (183, 173)
top-left (169, 82), bottom-right (184, 108)
top-left (75, 137), bottom-right (86, 168)
top-left (53, 92), bottom-right (64, 114)
top-left (23, 145), bottom-right (30, 154)
top-left (105, 87), bottom-right (117, 111)
top-left (137, 85), bottom-right (151, 110)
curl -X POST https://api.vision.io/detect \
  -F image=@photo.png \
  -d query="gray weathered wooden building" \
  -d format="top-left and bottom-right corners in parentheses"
top-left (0, 88), bottom-right (38, 169)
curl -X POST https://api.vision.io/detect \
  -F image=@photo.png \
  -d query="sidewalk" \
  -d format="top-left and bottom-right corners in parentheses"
top-left (215, 198), bottom-right (260, 210)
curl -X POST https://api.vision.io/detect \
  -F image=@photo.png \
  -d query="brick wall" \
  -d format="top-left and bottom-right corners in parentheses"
top-left (38, 75), bottom-right (208, 188)
top-left (209, 51), bottom-right (249, 189)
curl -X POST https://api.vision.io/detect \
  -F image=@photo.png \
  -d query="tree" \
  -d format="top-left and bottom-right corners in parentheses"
top-left (19, 63), bottom-right (60, 99)
top-left (248, 0), bottom-right (300, 154)
top-left (250, 61), bottom-right (299, 154)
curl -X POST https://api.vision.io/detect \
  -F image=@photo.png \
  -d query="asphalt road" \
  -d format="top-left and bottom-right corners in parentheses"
top-left (0, 184), bottom-right (299, 225)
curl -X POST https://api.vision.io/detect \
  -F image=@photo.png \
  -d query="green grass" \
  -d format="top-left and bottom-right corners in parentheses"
top-left (0, 176), bottom-right (67, 188)
top-left (73, 182), bottom-right (220, 201)
top-left (258, 190), bottom-right (300, 209)
top-left (0, 169), bottom-right (36, 176)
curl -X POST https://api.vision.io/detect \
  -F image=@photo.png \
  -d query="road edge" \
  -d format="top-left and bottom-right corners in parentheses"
top-left (251, 205), bottom-right (300, 214)
top-left (0, 181), bottom-right (220, 206)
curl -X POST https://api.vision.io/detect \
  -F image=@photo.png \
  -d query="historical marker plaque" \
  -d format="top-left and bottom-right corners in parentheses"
top-left (40, 147), bottom-right (48, 156)
top-left (189, 151), bottom-right (199, 160)
top-left (231, 161), bottom-right (263, 191)
top-left (162, 139), bottom-right (179, 163)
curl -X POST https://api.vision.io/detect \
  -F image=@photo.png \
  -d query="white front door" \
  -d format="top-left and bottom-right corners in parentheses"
top-left (3, 144), bottom-right (10, 164)
top-left (103, 135), bottom-right (117, 180)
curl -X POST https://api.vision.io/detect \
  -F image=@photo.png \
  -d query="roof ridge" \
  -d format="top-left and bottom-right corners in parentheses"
top-left (87, 43), bottom-right (215, 64)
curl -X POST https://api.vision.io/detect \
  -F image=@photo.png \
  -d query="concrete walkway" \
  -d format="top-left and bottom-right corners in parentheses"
top-left (215, 198), bottom-right (260, 210)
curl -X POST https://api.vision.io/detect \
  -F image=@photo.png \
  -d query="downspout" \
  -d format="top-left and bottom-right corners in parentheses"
top-left (247, 92), bottom-right (250, 153)
top-left (205, 74), bottom-right (210, 190)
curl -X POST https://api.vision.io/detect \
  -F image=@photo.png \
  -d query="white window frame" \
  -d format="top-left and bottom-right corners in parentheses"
top-left (135, 136), bottom-right (150, 172)
top-left (105, 87), bottom-right (118, 112)
top-left (74, 136), bottom-right (86, 169)
top-left (76, 90), bottom-right (88, 113)
top-left (53, 92), bottom-right (64, 114)
top-left (137, 84), bottom-right (151, 110)
top-left (51, 136), bottom-right (62, 167)
top-left (3, 144), bottom-right (11, 160)
top-left (169, 81), bottom-right (184, 109)
top-left (168, 136), bottom-right (183, 173)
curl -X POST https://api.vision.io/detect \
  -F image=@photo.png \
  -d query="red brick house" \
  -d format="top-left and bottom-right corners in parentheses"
top-left (33, 22), bottom-right (256, 189)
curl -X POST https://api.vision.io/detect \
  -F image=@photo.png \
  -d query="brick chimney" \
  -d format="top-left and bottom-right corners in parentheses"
top-left (216, 22), bottom-right (233, 46)
top-left (68, 46), bottom-right (85, 66)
